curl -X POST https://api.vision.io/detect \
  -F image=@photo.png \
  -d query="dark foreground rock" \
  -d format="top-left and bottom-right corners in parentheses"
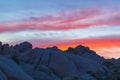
top-left (0, 42), bottom-right (119, 80)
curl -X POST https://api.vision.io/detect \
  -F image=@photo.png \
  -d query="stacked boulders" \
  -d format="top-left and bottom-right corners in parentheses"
top-left (0, 41), bottom-right (111, 80)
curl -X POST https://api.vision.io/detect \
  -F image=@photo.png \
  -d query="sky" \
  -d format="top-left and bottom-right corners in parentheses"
top-left (0, 0), bottom-right (120, 58)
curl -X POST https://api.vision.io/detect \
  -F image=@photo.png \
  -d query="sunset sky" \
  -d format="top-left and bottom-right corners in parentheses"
top-left (0, 0), bottom-right (120, 58)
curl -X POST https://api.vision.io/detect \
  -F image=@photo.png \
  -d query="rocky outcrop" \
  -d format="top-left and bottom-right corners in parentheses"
top-left (0, 42), bottom-right (119, 80)
top-left (49, 52), bottom-right (77, 77)
top-left (0, 42), bottom-right (2, 53)
top-left (14, 42), bottom-right (32, 52)
top-left (0, 70), bottom-right (8, 80)
top-left (0, 56), bottom-right (34, 80)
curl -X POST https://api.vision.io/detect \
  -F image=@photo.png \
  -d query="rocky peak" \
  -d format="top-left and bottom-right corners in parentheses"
top-left (66, 45), bottom-right (96, 55)
top-left (15, 42), bottom-right (32, 52)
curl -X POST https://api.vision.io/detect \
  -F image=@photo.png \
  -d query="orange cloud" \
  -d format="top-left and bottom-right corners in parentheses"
top-left (0, 9), bottom-right (120, 59)
top-left (33, 39), bottom-right (120, 59)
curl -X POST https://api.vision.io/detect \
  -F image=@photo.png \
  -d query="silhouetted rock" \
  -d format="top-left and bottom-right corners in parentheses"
top-left (107, 58), bottom-right (120, 66)
top-left (0, 41), bottom-right (119, 80)
top-left (66, 45), bottom-right (105, 64)
top-left (0, 70), bottom-right (8, 80)
top-left (0, 42), bottom-right (2, 53)
top-left (1, 44), bottom-right (10, 54)
top-left (64, 53), bottom-right (106, 73)
top-left (0, 56), bottom-right (34, 80)
top-left (66, 45), bottom-right (92, 55)
top-left (14, 42), bottom-right (32, 52)
top-left (18, 49), bottom-right (34, 64)
top-left (19, 63), bottom-right (34, 76)
top-left (49, 52), bottom-right (77, 77)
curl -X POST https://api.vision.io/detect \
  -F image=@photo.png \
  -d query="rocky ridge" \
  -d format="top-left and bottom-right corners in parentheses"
top-left (0, 42), bottom-right (119, 80)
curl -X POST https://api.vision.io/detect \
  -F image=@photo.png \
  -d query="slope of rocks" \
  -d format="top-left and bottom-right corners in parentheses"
top-left (0, 42), bottom-right (119, 80)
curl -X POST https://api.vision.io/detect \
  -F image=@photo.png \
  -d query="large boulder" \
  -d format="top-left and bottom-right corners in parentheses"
top-left (14, 42), bottom-right (32, 52)
top-left (1, 44), bottom-right (10, 54)
top-left (63, 73), bottom-right (97, 80)
top-left (0, 70), bottom-right (8, 80)
top-left (0, 44), bottom-right (16, 58)
top-left (66, 45), bottom-right (92, 55)
top-left (18, 49), bottom-right (35, 64)
top-left (64, 53), bottom-right (106, 73)
top-left (0, 56), bottom-right (34, 80)
top-left (19, 63), bottom-right (34, 76)
top-left (33, 71), bottom-right (61, 80)
top-left (33, 48), bottom-right (45, 69)
top-left (0, 42), bottom-right (2, 53)
top-left (66, 45), bottom-right (105, 64)
top-left (33, 65), bottom-right (61, 80)
top-left (33, 47), bottom-right (60, 70)
top-left (49, 51), bottom-right (77, 77)
top-left (33, 47), bottom-right (77, 78)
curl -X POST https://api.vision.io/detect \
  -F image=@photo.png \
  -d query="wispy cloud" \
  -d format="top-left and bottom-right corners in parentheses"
top-left (0, 9), bottom-right (120, 33)
top-left (0, 8), bottom-right (120, 58)
top-left (0, 26), bottom-right (119, 43)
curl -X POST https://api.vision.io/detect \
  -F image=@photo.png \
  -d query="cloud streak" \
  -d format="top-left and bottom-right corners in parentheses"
top-left (0, 26), bottom-right (119, 43)
top-left (0, 8), bottom-right (120, 58)
top-left (0, 9), bottom-right (120, 33)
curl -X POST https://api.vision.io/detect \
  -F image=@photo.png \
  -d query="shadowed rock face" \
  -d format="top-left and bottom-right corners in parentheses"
top-left (0, 42), bottom-right (119, 80)
top-left (0, 42), bottom-right (2, 53)
top-left (14, 42), bottom-right (32, 52)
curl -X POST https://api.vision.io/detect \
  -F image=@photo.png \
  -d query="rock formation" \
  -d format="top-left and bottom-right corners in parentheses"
top-left (0, 42), bottom-right (119, 80)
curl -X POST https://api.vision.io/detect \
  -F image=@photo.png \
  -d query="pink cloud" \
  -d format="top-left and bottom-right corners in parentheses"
top-left (0, 9), bottom-right (120, 33)
top-left (8, 35), bottom-right (120, 47)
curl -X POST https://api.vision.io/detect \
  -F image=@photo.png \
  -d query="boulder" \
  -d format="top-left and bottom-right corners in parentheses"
top-left (40, 50), bottom-right (51, 66)
top-left (63, 72), bottom-right (97, 80)
top-left (0, 56), bottom-right (34, 80)
top-left (66, 45), bottom-right (91, 55)
top-left (15, 42), bottom-right (32, 52)
top-left (33, 65), bottom-right (61, 80)
top-left (1, 44), bottom-right (10, 54)
top-left (0, 42), bottom-right (2, 53)
top-left (64, 53), bottom-right (106, 73)
top-left (49, 52), bottom-right (77, 77)
top-left (33, 71), bottom-right (61, 80)
top-left (0, 70), bottom-right (8, 80)
top-left (19, 63), bottom-right (34, 76)
top-left (78, 73), bottom-right (97, 80)
top-left (0, 44), bottom-right (17, 59)
top-left (33, 48), bottom-right (45, 70)
top-left (18, 49), bottom-right (35, 64)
